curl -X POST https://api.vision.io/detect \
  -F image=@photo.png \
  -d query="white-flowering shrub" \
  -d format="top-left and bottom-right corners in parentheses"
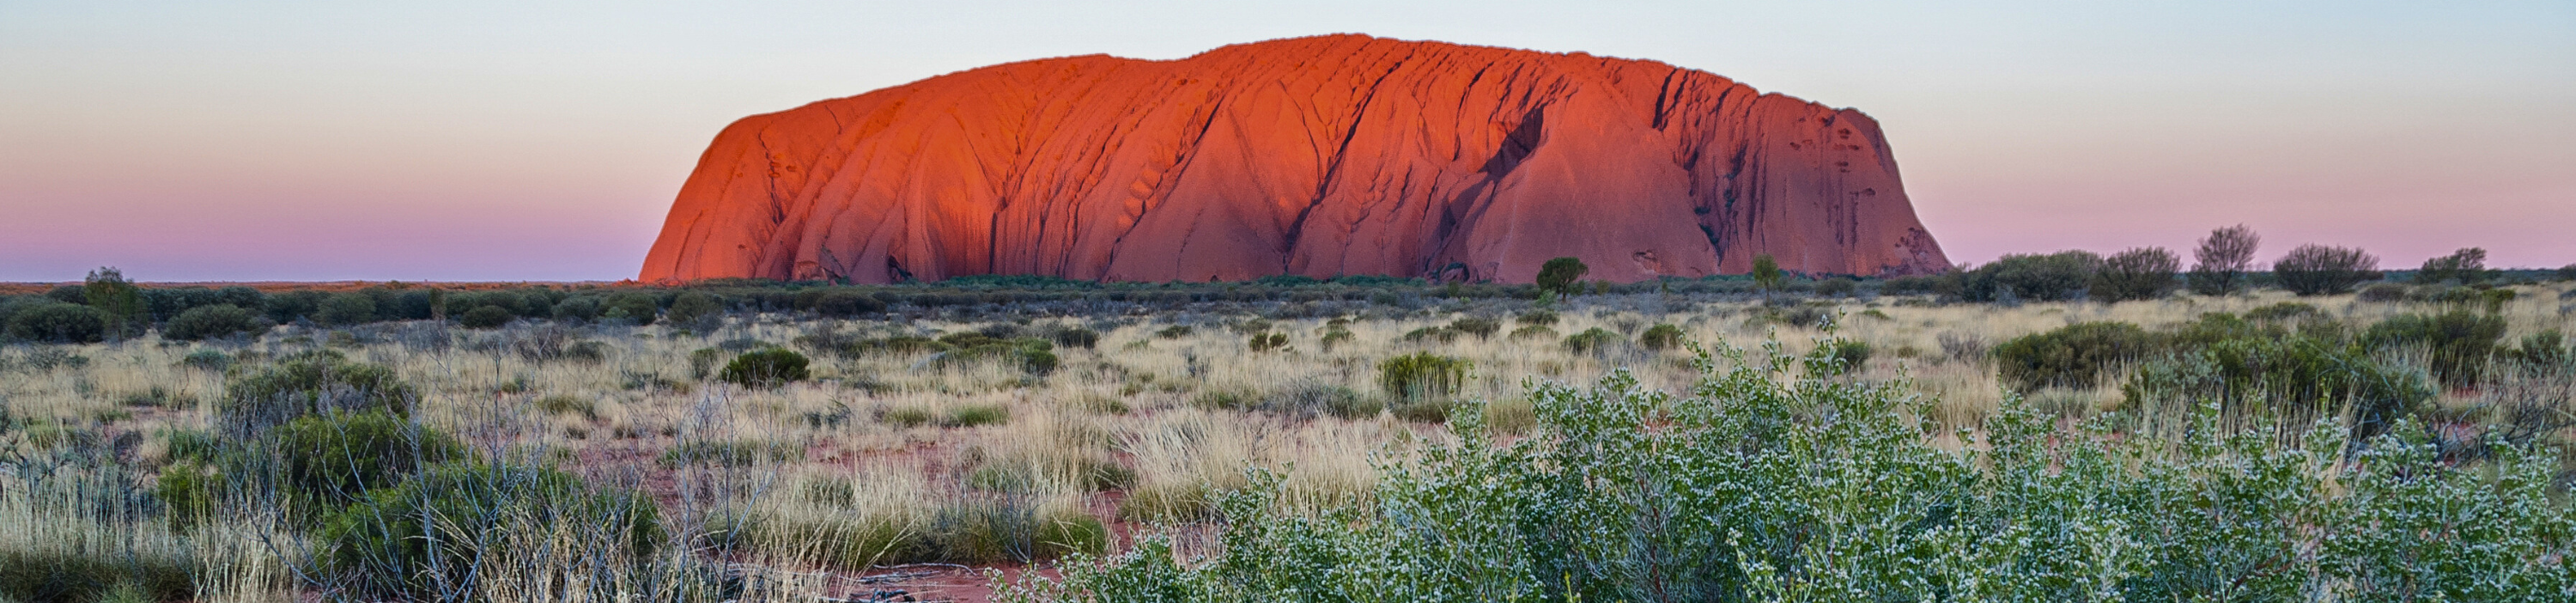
top-left (1003, 337), bottom-right (2576, 602)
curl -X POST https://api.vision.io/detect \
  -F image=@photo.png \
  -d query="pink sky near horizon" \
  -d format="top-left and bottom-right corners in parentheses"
top-left (2, 1), bottom-right (2570, 282)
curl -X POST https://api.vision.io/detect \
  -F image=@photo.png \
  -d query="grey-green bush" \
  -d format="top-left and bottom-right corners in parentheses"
top-left (221, 351), bottom-right (417, 434)
top-left (1993, 321), bottom-right (2159, 392)
top-left (3, 302), bottom-right (106, 344)
top-left (718, 348), bottom-right (810, 388)
top-left (162, 303), bottom-right (263, 341)
top-left (319, 462), bottom-right (663, 600)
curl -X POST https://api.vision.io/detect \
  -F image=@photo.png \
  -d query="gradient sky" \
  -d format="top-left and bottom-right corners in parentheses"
top-left (3, 1), bottom-right (2570, 282)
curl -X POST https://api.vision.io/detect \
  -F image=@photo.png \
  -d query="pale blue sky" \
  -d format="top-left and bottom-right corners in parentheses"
top-left (3, 1), bottom-right (2570, 280)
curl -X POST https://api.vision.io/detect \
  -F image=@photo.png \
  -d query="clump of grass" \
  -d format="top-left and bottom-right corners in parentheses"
top-left (944, 404), bottom-right (1012, 428)
top-left (657, 439), bottom-right (805, 467)
top-left (533, 394), bottom-right (598, 420)
top-left (719, 348), bottom-right (811, 388)
top-left (1378, 353), bottom-right (1469, 404)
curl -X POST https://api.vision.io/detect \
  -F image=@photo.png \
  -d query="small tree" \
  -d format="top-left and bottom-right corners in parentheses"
top-left (666, 291), bottom-right (725, 332)
top-left (1750, 254), bottom-right (1784, 294)
top-left (84, 267), bottom-right (146, 342)
top-left (2414, 247), bottom-right (2493, 285)
top-left (1534, 258), bottom-right (1589, 295)
top-left (2092, 247), bottom-right (2180, 302)
top-left (2188, 224), bottom-right (2259, 295)
top-left (2274, 244), bottom-right (2381, 295)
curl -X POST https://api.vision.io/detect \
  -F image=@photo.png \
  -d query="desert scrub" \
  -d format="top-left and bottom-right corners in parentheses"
top-left (658, 438), bottom-right (805, 467)
top-left (319, 461), bottom-right (663, 600)
top-left (161, 303), bottom-right (264, 341)
top-left (1637, 323), bottom-right (1686, 350)
top-left (1561, 326), bottom-right (1624, 354)
top-left (719, 347), bottom-right (811, 388)
top-left (1004, 338), bottom-right (2576, 602)
top-left (260, 411), bottom-right (468, 513)
top-left (1377, 353), bottom-right (1468, 403)
top-left (220, 350), bottom-right (416, 434)
top-left (1992, 321), bottom-right (2159, 392)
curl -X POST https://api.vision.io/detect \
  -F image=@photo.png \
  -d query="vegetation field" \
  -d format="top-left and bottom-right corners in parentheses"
top-left (3, 253), bottom-right (2575, 601)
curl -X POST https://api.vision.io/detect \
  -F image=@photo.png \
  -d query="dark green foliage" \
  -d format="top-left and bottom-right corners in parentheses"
top-left (944, 404), bottom-right (1012, 428)
top-left (1247, 332), bottom-right (1290, 352)
top-left (4, 302), bottom-right (106, 343)
top-left (1881, 271), bottom-right (1964, 297)
top-left (1155, 325), bottom-right (1194, 338)
top-left (221, 351), bottom-right (416, 434)
top-left (313, 292), bottom-right (376, 326)
top-left (1048, 326), bottom-right (1100, 349)
top-left (2364, 310), bottom-right (2506, 387)
top-left (551, 295), bottom-right (602, 321)
top-left (2415, 247), bottom-right (2495, 285)
top-left (2123, 336), bottom-right (2432, 436)
top-left (319, 462), bottom-right (663, 600)
top-left (1816, 338), bottom-right (1873, 375)
top-left (1400, 326), bottom-right (1458, 344)
top-left (719, 348), bottom-right (811, 388)
top-left (1963, 251), bottom-right (2101, 302)
top-left (179, 350), bottom-right (233, 372)
top-left (1449, 316), bottom-right (1500, 338)
top-left (84, 267), bottom-right (147, 340)
top-left (1637, 324), bottom-right (1686, 350)
top-left (1515, 310), bottom-right (1558, 326)
top-left (600, 293), bottom-right (659, 326)
top-left (1562, 327), bottom-right (1624, 354)
top-left (2558, 264), bottom-right (2576, 282)
top-left (1812, 277), bottom-right (1859, 296)
top-left (2245, 302), bottom-right (2324, 323)
top-left (1750, 253), bottom-right (1784, 292)
top-left (2274, 244), bottom-right (2382, 295)
top-left (1378, 352), bottom-right (1468, 403)
top-left (1994, 321), bottom-right (2160, 392)
top-left (267, 411), bottom-right (466, 510)
top-left (792, 289), bottom-right (888, 317)
top-left (658, 439), bottom-right (804, 466)
top-left (2506, 330), bottom-right (2568, 369)
top-left (1534, 257), bottom-right (1589, 295)
top-left (665, 291), bottom-right (725, 331)
top-left (2092, 247), bottom-right (2180, 302)
top-left (44, 284), bottom-right (88, 304)
top-left (1508, 326), bottom-right (1558, 341)
top-left (458, 305), bottom-right (513, 329)
top-left (163, 303), bottom-right (263, 341)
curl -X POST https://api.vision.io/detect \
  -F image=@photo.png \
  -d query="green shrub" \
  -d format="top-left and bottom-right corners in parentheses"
top-left (1319, 327), bottom-right (1355, 351)
top-left (534, 394), bottom-right (598, 420)
top-left (1155, 325), bottom-right (1194, 338)
top-left (1049, 326), bottom-right (1100, 349)
top-left (1400, 326), bottom-right (1458, 344)
top-left (1516, 310), bottom-right (1558, 326)
top-left (1507, 326), bottom-right (1558, 341)
top-left (2363, 310), bottom-right (2506, 387)
top-left (174, 350), bottom-right (232, 373)
top-left (162, 303), bottom-right (263, 341)
top-left (1535, 258), bottom-right (1589, 295)
top-left (458, 304), bottom-right (513, 329)
top-left (599, 294), bottom-right (659, 326)
top-left (1378, 353), bottom-right (1468, 403)
top-left (3, 302), bottom-right (106, 344)
top-left (880, 406), bottom-right (936, 428)
top-left (1993, 321), bottom-right (2160, 392)
top-left (2092, 247), bottom-right (2181, 302)
top-left (2275, 244), bottom-right (2382, 295)
top-left (658, 439), bottom-right (804, 466)
top-left (719, 348), bottom-right (810, 388)
top-left (944, 404), bottom-right (1012, 428)
top-left (932, 500), bottom-right (1106, 564)
top-left (1248, 332), bottom-right (1290, 352)
top-left (267, 411), bottom-right (466, 510)
top-left (313, 292), bottom-right (376, 326)
top-left (2355, 283), bottom-right (2413, 302)
top-left (1637, 324), bottom-right (1686, 350)
top-left (2122, 336), bottom-right (2432, 436)
top-left (1562, 327), bottom-right (1624, 354)
top-left (1449, 317), bottom-right (1500, 338)
top-left (1017, 338), bottom-right (2572, 603)
top-left (221, 353), bottom-right (416, 433)
top-left (665, 291), bottom-right (724, 331)
top-left (2415, 247), bottom-right (2495, 285)
top-left (1963, 251), bottom-right (2100, 302)
top-left (2188, 223), bottom-right (2261, 295)
top-left (550, 295), bottom-right (603, 321)
top-left (793, 289), bottom-right (887, 317)
top-left (1815, 338), bottom-right (1873, 375)
top-left (319, 462), bottom-right (663, 600)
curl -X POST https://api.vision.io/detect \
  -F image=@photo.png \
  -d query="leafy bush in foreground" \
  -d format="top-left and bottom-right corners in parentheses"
top-left (1003, 340), bottom-right (2576, 602)
top-left (221, 351), bottom-right (417, 434)
top-left (320, 462), bottom-right (664, 600)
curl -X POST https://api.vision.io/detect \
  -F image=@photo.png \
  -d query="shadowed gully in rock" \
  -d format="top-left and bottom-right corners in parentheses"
top-left (641, 34), bottom-right (1949, 284)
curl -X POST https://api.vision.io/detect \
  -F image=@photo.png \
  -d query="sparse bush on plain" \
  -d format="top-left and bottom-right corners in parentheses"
top-left (1378, 352), bottom-right (1468, 403)
top-left (1993, 321), bottom-right (2160, 392)
top-left (2275, 243), bottom-right (2382, 295)
top-left (1637, 323), bottom-right (1686, 350)
top-left (1561, 326), bottom-right (1624, 354)
top-left (1962, 251), bottom-right (2100, 302)
top-left (163, 303), bottom-right (263, 341)
top-left (2415, 247), bottom-right (2495, 285)
top-left (1448, 316), bottom-right (1499, 338)
top-left (2364, 309), bottom-right (2506, 387)
top-left (718, 348), bottom-right (810, 388)
top-left (221, 352), bottom-right (417, 434)
top-left (3, 302), bottom-right (106, 344)
top-left (313, 292), bottom-right (377, 326)
top-left (2189, 223), bottom-right (2260, 295)
top-left (2092, 246), bottom-right (2180, 302)
top-left (319, 462), bottom-right (663, 600)
top-left (458, 304), bottom-right (513, 329)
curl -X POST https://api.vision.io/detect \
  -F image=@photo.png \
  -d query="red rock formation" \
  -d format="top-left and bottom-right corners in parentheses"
top-left (641, 34), bottom-right (1948, 284)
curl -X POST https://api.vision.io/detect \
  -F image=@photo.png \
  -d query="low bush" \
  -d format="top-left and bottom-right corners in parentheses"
top-left (1507, 326), bottom-right (1558, 341)
top-left (1962, 251), bottom-right (2100, 302)
top-left (534, 394), bottom-right (598, 420)
top-left (1378, 353), bottom-right (1469, 403)
top-left (1400, 326), bottom-right (1458, 344)
top-left (319, 462), bottom-right (663, 600)
top-left (2091, 247), bottom-right (2180, 302)
top-left (944, 404), bottom-right (1012, 428)
top-left (665, 291), bottom-right (725, 332)
top-left (1247, 332), bottom-right (1290, 352)
top-left (2275, 244), bottom-right (2382, 295)
top-left (454, 305), bottom-right (510, 329)
top-left (1637, 324), bottom-right (1686, 350)
top-left (793, 289), bottom-right (887, 317)
top-left (162, 303), bottom-right (264, 341)
top-left (2355, 283), bottom-right (2412, 302)
top-left (313, 292), bottom-right (376, 326)
top-left (1048, 326), bottom-right (1101, 349)
top-left (719, 348), bottom-right (811, 388)
top-left (599, 294), bottom-right (659, 326)
top-left (1449, 317), bottom-right (1500, 338)
top-left (1814, 338), bottom-right (1873, 375)
top-left (1561, 327), bottom-right (1624, 354)
top-left (1993, 321), bottom-right (2160, 392)
top-left (3, 302), bottom-right (106, 344)
top-left (1515, 310), bottom-right (1558, 326)
top-left (2123, 336), bottom-right (2433, 437)
top-left (658, 439), bottom-right (805, 467)
top-left (934, 338), bottom-right (1059, 375)
top-left (2363, 310), bottom-right (2506, 387)
top-left (221, 351), bottom-right (417, 434)
top-left (179, 349), bottom-right (233, 372)
top-left (266, 411), bottom-right (467, 510)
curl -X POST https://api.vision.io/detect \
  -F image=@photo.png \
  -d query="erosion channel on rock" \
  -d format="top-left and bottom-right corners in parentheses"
top-left (641, 34), bottom-right (1950, 284)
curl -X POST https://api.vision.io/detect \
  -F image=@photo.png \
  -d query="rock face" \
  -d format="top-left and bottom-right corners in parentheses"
top-left (641, 34), bottom-right (1948, 284)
